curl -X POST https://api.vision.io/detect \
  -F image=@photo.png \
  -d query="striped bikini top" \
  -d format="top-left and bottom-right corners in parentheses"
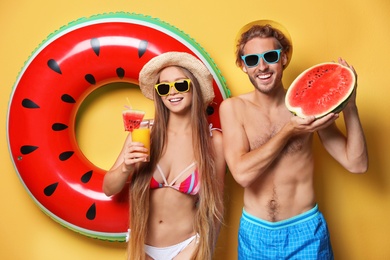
top-left (150, 162), bottom-right (200, 195)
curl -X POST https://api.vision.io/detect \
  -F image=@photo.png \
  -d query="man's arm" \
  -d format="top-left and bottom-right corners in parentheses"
top-left (317, 95), bottom-right (368, 173)
top-left (220, 98), bottom-right (292, 187)
top-left (318, 59), bottom-right (368, 173)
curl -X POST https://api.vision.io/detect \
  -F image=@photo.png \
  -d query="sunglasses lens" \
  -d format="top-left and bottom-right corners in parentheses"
top-left (264, 51), bottom-right (279, 63)
top-left (244, 55), bottom-right (259, 67)
top-left (174, 81), bottom-right (190, 92)
top-left (156, 83), bottom-right (170, 95)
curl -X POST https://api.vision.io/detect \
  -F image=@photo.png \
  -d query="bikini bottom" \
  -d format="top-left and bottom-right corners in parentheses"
top-left (144, 234), bottom-right (199, 260)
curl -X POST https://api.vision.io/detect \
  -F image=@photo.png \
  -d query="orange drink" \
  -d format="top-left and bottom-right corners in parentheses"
top-left (131, 120), bottom-right (151, 161)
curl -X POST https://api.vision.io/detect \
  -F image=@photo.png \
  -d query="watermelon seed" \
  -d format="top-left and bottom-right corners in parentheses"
top-left (52, 123), bottom-right (68, 131)
top-left (47, 59), bottom-right (62, 74)
top-left (90, 38), bottom-right (100, 56)
top-left (206, 105), bottom-right (214, 116)
top-left (61, 94), bottom-right (76, 103)
top-left (59, 151), bottom-right (74, 161)
top-left (81, 170), bottom-right (93, 183)
top-left (44, 182), bottom-right (58, 196)
top-left (22, 98), bottom-right (40, 108)
top-left (86, 203), bottom-right (96, 220)
top-left (138, 40), bottom-right (148, 58)
top-left (20, 145), bottom-right (39, 155)
top-left (85, 74), bottom-right (96, 85)
top-left (116, 67), bottom-right (125, 79)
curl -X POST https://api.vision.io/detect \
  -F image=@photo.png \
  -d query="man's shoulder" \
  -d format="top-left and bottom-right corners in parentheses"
top-left (220, 96), bottom-right (243, 116)
top-left (221, 92), bottom-right (252, 108)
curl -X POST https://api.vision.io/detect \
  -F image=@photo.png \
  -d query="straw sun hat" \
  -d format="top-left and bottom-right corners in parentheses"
top-left (139, 52), bottom-right (215, 104)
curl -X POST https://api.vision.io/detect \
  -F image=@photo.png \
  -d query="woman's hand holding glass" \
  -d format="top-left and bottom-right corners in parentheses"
top-left (122, 141), bottom-right (149, 174)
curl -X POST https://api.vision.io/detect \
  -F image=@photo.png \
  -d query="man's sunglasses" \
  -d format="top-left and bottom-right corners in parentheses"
top-left (155, 79), bottom-right (191, 96)
top-left (241, 49), bottom-right (282, 67)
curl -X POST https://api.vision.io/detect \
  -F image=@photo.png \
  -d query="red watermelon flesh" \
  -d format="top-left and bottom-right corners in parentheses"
top-left (122, 109), bottom-right (145, 131)
top-left (285, 62), bottom-right (356, 118)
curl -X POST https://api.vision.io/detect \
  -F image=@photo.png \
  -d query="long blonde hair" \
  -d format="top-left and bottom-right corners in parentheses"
top-left (127, 66), bottom-right (223, 260)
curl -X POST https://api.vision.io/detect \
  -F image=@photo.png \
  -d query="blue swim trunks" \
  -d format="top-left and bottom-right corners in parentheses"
top-left (238, 204), bottom-right (333, 260)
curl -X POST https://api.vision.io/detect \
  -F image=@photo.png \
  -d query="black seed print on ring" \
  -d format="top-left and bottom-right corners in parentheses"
top-left (116, 67), bottom-right (125, 79)
top-left (138, 40), bottom-right (148, 58)
top-left (91, 38), bottom-right (100, 56)
top-left (20, 145), bottom-right (38, 155)
top-left (206, 106), bottom-right (214, 116)
top-left (47, 59), bottom-right (62, 74)
top-left (22, 99), bottom-right (40, 108)
top-left (52, 123), bottom-right (68, 131)
top-left (81, 170), bottom-right (93, 183)
top-left (59, 151), bottom-right (74, 161)
top-left (44, 182), bottom-right (58, 196)
top-left (85, 74), bottom-right (96, 85)
top-left (61, 94), bottom-right (76, 103)
top-left (86, 203), bottom-right (96, 220)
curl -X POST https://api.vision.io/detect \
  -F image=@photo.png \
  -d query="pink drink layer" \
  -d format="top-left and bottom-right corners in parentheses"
top-left (122, 109), bottom-right (145, 131)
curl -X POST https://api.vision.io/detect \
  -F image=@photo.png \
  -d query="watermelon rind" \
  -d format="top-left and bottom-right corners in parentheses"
top-left (285, 62), bottom-right (356, 118)
top-left (122, 109), bottom-right (145, 117)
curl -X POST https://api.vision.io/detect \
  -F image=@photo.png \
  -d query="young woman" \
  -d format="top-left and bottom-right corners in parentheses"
top-left (103, 52), bottom-right (225, 260)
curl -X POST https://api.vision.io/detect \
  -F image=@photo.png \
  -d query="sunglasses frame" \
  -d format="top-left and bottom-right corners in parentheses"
top-left (241, 49), bottom-right (282, 67)
top-left (154, 79), bottom-right (191, 97)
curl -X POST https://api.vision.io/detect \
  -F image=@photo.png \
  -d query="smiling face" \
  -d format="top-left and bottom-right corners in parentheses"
top-left (242, 37), bottom-right (287, 94)
top-left (157, 66), bottom-right (193, 114)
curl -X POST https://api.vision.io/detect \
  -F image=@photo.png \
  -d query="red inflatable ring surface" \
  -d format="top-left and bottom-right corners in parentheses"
top-left (7, 12), bottom-right (230, 241)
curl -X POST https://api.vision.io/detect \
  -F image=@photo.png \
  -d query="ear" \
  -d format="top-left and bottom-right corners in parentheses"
top-left (241, 62), bottom-right (248, 73)
top-left (282, 52), bottom-right (288, 66)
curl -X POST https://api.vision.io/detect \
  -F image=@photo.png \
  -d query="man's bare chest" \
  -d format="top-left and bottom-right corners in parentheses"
top-left (245, 117), bottom-right (308, 155)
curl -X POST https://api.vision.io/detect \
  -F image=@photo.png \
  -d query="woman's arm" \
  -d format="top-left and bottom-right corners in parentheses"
top-left (103, 133), bottom-right (149, 196)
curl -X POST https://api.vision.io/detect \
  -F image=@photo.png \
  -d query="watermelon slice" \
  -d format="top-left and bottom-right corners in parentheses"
top-left (285, 62), bottom-right (356, 118)
top-left (122, 109), bottom-right (145, 131)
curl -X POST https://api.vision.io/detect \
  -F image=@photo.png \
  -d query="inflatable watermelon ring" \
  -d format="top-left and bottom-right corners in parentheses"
top-left (6, 12), bottom-right (230, 241)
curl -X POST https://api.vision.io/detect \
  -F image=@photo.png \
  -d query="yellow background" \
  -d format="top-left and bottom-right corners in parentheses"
top-left (1, 0), bottom-right (389, 259)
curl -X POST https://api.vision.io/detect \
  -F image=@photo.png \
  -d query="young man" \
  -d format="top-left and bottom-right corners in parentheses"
top-left (220, 21), bottom-right (368, 259)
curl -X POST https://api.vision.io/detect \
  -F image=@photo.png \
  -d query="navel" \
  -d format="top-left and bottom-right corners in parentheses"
top-left (267, 188), bottom-right (279, 222)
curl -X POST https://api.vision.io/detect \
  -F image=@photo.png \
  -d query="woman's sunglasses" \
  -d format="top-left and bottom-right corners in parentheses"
top-left (241, 49), bottom-right (282, 67)
top-left (155, 79), bottom-right (191, 96)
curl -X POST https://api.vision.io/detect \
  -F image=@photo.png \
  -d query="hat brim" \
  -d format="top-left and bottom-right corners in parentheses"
top-left (139, 52), bottom-right (215, 105)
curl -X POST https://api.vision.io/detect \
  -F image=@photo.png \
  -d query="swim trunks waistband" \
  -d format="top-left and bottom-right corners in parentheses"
top-left (242, 204), bottom-right (319, 230)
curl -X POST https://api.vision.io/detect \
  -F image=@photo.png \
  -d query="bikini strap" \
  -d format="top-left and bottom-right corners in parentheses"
top-left (156, 164), bottom-right (169, 185)
top-left (168, 162), bottom-right (197, 186)
top-left (209, 123), bottom-right (222, 137)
